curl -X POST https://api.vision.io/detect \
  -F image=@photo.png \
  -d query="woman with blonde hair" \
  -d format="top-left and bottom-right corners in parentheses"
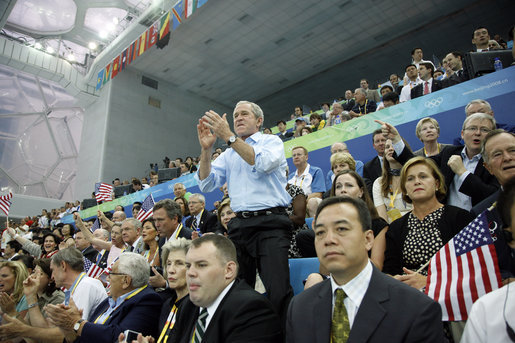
top-left (383, 156), bottom-right (473, 289)
top-left (413, 117), bottom-right (452, 157)
top-left (0, 260), bottom-right (29, 318)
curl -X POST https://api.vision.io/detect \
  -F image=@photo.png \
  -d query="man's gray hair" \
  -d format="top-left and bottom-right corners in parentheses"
top-left (51, 247), bottom-right (84, 272)
top-left (465, 99), bottom-right (492, 115)
top-left (123, 218), bottom-right (142, 231)
top-left (116, 252), bottom-right (150, 287)
top-left (190, 193), bottom-right (205, 204)
top-left (354, 88), bottom-right (367, 96)
top-left (113, 211), bottom-right (127, 220)
top-left (462, 112), bottom-right (496, 131)
top-left (481, 129), bottom-right (513, 163)
top-left (161, 238), bottom-right (192, 279)
top-left (234, 101), bottom-right (264, 122)
top-left (96, 228), bottom-right (110, 240)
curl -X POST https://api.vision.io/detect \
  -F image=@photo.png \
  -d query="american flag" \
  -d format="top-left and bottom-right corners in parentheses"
top-left (136, 194), bottom-right (155, 221)
top-left (425, 210), bottom-right (502, 321)
top-left (83, 257), bottom-right (106, 279)
top-left (90, 217), bottom-right (101, 232)
top-left (0, 192), bottom-right (13, 216)
top-left (95, 182), bottom-right (113, 203)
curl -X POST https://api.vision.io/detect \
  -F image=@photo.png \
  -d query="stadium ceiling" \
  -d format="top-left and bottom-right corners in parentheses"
top-left (2, 0), bottom-right (514, 122)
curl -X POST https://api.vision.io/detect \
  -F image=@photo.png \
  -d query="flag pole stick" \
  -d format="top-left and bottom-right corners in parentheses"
top-left (416, 259), bottom-right (431, 274)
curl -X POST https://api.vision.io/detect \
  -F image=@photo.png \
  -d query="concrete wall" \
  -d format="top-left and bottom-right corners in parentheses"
top-left (75, 68), bottom-right (232, 200)
top-left (75, 83), bottom-right (112, 199)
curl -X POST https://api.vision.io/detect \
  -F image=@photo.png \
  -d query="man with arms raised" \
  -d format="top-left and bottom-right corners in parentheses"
top-left (380, 113), bottom-right (500, 209)
top-left (286, 197), bottom-right (443, 342)
top-left (195, 101), bottom-right (293, 321)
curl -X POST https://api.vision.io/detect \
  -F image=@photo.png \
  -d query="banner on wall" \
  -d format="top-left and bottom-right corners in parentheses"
top-left (95, 0), bottom-right (209, 91)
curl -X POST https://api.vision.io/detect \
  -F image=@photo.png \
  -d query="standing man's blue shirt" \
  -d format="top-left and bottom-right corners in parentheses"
top-left (196, 132), bottom-right (291, 212)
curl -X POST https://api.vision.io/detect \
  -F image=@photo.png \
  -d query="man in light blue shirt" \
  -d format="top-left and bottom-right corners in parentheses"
top-left (195, 100), bottom-right (293, 324)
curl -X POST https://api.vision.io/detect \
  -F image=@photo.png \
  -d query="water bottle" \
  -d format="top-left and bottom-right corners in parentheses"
top-left (493, 58), bottom-right (503, 71)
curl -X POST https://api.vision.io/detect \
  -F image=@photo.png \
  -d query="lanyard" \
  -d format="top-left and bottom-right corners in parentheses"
top-left (423, 144), bottom-right (440, 157)
top-left (144, 247), bottom-right (159, 265)
top-left (359, 100), bottom-right (368, 116)
top-left (70, 273), bottom-right (86, 297)
top-left (93, 285), bottom-right (148, 324)
top-left (388, 187), bottom-right (399, 209)
top-left (174, 224), bottom-right (183, 239)
top-left (157, 303), bottom-right (178, 343)
top-left (293, 174), bottom-right (306, 188)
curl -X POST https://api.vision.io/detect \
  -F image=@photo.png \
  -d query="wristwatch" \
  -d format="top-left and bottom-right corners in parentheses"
top-left (227, 135), bottom-right (237, 146)
top-left (73, 319), bottom-right (85, 333)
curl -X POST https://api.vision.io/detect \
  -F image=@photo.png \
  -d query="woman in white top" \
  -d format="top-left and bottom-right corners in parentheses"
top-left (373, 139), bottom-right (412, 223)
top-left (140, 218), bottom-right (160, 267)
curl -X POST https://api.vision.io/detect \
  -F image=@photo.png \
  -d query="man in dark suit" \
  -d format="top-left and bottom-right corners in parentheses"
top-left (363, 129), bottom-right (385, 186)
top-left (410, 62), bottom-right (445, 99)
top-left (74, 231), bottom-right (98, 263)
top-left (286, 197), bottom-right (443, 343)
top-left (379, 113), bottom-right (500, 210)
top-left (471, 130), bottom-right (515, 279)
top-left (173, 234), bottom-right (282, 343)
top-left (277, 120), bottom-right (294, 142)
top-left (185, 193), bottom-right (218, 234)
top-left (45, 253), bottom-right (162, 343)
top-left (149, 199), bottom-right (192, 288)
top-left (443, 51), bottom-right (469, 86)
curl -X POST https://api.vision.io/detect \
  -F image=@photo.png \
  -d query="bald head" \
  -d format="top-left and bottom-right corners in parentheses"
top-left (465, 99), bottom-right (494, 117)
top-left (112, 211), bottom-right (126, 222)
top-left (331, 142), bottom-right (349, 155)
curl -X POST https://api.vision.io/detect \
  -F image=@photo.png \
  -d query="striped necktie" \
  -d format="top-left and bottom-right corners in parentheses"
top-left (192, 217), bottom-right (198, 231)
top-left (331, 289), bottom-right (350, 343)
top-left (193, 308), bottom-right (208, 343)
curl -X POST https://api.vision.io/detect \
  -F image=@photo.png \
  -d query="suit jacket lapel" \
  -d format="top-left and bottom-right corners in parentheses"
top-left (202, 280), bottom-right (238, 340)
top-left (473, 157), bottom-right (486, 176)
top-left (348, 268), bottom-right (387, 342)
top-left (314, 280), bottom-right (332, 343)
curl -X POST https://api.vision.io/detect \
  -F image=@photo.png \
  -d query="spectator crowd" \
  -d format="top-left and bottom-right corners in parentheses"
top-left (0, 26), bottom-right (514, 343)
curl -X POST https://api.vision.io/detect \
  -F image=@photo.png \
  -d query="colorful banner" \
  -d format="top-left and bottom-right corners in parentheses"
top-left (95, 0), bottom-right (209, 91)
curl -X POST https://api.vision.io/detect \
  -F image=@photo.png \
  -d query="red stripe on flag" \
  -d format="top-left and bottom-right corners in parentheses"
top-left (443, 244), bottom-right (454, 320)
top-left (487, 244), bottom-right (503, 288)
top-left (432, 251), bottom-right (443, 302)
top-left (466, 250), bottom-right (478, 302)
top-left (476, 247), bottom-right (492, 293)
top-left (455, 255), bottom-right (468, 318)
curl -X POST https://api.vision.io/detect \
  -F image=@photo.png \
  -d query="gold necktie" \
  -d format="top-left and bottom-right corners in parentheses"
top-left (331, 288), bottom-right (350, 343)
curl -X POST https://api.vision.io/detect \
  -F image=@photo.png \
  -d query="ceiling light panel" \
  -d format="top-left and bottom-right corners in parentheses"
top-left (84, 7), bottom-right (128, 38)
top-left (7, 0), bottom-right (77, 33)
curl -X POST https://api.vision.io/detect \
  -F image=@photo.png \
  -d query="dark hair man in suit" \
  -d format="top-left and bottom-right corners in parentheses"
top-left (444, 51), bottom-right (468, 85)
top-left (363, 129), bottom-right (386, 184)
top-left (411, 62), bottom-right (445, 99)
top-left (172, 234), bottom-right (282, 343)
top-left (149, 199), bottom-right (192, 287)
top-left (286, 196), bottom-right (443, 343)
top-left (472, 27), bottom-right (490, 52)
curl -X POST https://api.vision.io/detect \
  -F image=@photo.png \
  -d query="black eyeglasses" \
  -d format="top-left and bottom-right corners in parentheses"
top-left (108, 272), bottom-right (127, 276)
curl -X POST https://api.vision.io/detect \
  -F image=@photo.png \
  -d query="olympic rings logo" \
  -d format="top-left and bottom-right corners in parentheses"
top-left (424, 97), bottom-right (443, 108)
